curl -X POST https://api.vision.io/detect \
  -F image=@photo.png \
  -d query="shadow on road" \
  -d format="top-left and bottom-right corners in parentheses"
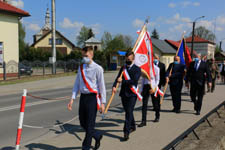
top-left (1, 146), bottom-right (14, 150)
top-left (25, 143), bottom-right (82, 150)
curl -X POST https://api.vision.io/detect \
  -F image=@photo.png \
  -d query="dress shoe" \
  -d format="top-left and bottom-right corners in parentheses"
top-left (171, 108), bottom-right (176, 112)
top-left (176, 110), bottom-right (181, 114)
top-left (121, 133), bottom-right (129, 141)
top-left (196, 111), bottom-right (200, 115)
top-left (130, 128), bottom-right (136, 133)
top-left (138, 122), bottom-right (146, 127)
top-left (153, 118), bottom-right (159, 122)
top-left (94, 135), bottom-right (103, 150)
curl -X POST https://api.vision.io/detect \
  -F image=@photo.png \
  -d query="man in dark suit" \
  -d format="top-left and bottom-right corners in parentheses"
top-left (112, 51), bottom-right (141, 141)
top-left (166, 56), bottom-right (185, 113)
top-left (186, 54), bottom-right (212, 115)
top-left (154, 54), bottom-right (166, 89)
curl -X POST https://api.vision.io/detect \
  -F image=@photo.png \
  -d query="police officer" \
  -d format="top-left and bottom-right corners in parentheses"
top-left (186, 53), bottom-right (212, 115)
top-left (67, 46), bottom-right (106, 150)
top-left (112, 51), bottom-right (141, 141)
top-left (138, 61), bottom-right (160, 128)
top-left (166, 56), bottom-right (185, 113)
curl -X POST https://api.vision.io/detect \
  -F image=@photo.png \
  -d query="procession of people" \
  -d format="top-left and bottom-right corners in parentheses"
top-left (67, 41), bottom-right (222, 150)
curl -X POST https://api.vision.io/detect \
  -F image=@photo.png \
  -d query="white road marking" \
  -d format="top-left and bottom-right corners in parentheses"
top-left (0, 89), bottom-right (114, 112)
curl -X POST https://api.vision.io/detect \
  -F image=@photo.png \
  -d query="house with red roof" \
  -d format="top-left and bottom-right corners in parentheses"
top-left (185, 36), bottom-right (216, 59)
top-left (0, 0), bottom-right (30, 78)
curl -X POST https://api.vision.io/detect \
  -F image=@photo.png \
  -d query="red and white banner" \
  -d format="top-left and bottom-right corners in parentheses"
top-left (134, 27), bottom-right (155, 80)
top-left (80, 64), bottom-right (102, 110)
top-left (134, 25), bottom-right (164, 97)
top-left (123, 68), bottom-right (142, 101)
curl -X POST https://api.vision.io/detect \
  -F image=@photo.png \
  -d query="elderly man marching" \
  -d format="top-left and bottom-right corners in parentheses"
top-left (138, 56), bottom-right (161, 127)
top-left (67, 46), bottom-right (106, 150)
top-left (112, 51), bottom-right (142, 141)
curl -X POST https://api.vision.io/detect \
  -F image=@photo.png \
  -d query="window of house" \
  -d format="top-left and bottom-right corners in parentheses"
top-left (49, 38), bottom-right (63, 45)
top-left (56, 39), bottom-right (63, 45)
top-left (0, 42), bottom-right (3, 67)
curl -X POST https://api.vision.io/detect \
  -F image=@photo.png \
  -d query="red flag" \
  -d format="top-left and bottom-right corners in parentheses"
top-left (134, 27), bottom-right (155, 80)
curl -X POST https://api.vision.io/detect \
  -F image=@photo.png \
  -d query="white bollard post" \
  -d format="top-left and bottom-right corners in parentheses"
top-left (15, 89), bottom-right (27, 150)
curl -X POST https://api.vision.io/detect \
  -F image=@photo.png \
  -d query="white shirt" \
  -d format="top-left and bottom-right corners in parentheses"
top-left (195, 60), bottom-right (201, 70)
top-left (72, 61), bottom-right (106, 104)
top-left (141, 64), bottom-right (160, 91)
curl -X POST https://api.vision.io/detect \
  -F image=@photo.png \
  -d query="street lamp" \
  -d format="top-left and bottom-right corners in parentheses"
top-left (191, 16), bottom-right (205, 58)
top-left (219, 38), bottom-right (225, 51)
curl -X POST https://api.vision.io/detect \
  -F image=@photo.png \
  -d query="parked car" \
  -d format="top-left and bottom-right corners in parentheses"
top-left (19, 64), bottom-right (33, 75)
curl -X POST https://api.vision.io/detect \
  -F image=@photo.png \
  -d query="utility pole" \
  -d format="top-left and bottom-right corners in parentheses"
top-left (219, 41), bottom-right (222, 52)
top-left (191, 22), bottom-right (195, 58)
top-left (51, 0), bottom-right (56, 74)
top-left (191, 16), bottom-right (205, 58)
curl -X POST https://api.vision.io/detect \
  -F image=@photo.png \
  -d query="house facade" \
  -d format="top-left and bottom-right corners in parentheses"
top-left (151, 38), bottom-right (176, 68)
top-left (31, 8), bottom-right (76, 55)
top-left (185, 36), bottom-right (216, 59)
top-left (0, 0), bottom-right (30, 77)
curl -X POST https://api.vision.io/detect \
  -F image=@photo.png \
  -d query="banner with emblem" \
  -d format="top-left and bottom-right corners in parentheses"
top-left (133, 25), bottom-right (155, 80)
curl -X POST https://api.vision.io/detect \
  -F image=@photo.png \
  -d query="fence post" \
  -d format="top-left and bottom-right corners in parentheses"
top-left (64, 61), bottom-right (66, 73)
top-left (15, 89), bottom-right (27, 150)
top-left (43, 62), bottom-right (45, 76)
top-left (3, 61), bottom-right (6, 80)
top-left (18, 63), bottom-right (20, 79)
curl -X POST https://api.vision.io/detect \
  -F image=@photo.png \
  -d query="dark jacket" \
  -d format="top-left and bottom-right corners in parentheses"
top-left (186, 61), bottom-right (212, 86)
top-left (113, 64), bottom-right (141, 98)
top-left (166, 63), bottom-right (185, 86)
top-left (157, 61), bottom-right (166, 88)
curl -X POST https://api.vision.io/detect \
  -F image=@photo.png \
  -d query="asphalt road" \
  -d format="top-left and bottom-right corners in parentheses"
top-left (0, 82), bottom-right (121, 149)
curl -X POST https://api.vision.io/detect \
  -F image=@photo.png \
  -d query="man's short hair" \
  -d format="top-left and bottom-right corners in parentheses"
top-left (82, 46), bottom-right (93, 52)
top-left (125, 50), bottom-right (134, 57)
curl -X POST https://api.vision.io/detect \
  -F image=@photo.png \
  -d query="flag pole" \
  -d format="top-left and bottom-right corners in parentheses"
top-left (160, 31), bottom-right (186, 104)
top-left (104, 18), bottom-right (149, 114)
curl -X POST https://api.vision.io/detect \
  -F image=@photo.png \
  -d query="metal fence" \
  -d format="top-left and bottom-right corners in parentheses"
top-left (0, 59), bottom-right (80, 81)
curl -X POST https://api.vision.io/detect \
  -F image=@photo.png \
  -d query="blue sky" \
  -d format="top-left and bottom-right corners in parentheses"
top-left (9, 0), bottom-right (225, 50)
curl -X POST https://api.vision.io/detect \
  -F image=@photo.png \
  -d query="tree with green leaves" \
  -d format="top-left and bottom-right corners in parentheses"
top-left (151, 28), bottom-right (159, 39)
top-left (19, 21), bottom-right (27, 61)
top-left (76, 26), bottom-right (95, 48)
top-left (88, 29), bottom-right (95, 38)
top-left (190, 26), bottom-right (216, 41)
top-left (101, 31), bottom-right (112, 50)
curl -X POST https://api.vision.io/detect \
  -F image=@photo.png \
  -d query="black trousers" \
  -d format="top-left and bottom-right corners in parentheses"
top-left (142, 84), bottom-right (160, 122)
top-left (121, 96), bottom-right (137, 135)
top-left (211, 78), bottom-right (216, 92)
top-left (170, 82), bottom-right (183, 111)
top-left (190, 83), bottom-right (204, 112)
top-left (79, 93), bottom-right (101, 150)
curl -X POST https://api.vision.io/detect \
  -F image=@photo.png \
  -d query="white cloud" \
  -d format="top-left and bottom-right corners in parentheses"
top-left (217, 16), bottom-right (225, 25)
top-left (168, 1), bottom-right (200, 8)
top-left (166, 13), bottom-right (191, 24)
top-left (27, 23), bottom-right (41, 31)
top-left (59, 18), bottom-right (84, 30)
top-left (193, 2), bottom-right (200, 6)
top-left (168, 3), bottom-right (176, 8)
top-left (132, 18), bottom-right (144, 28)
top-left (59, 18), bottom-right (101, 36)
top-left (91, 23), bottom-right (101, 35)
top-left (216, 27), bottom-right (224, 32)
top-left (8, 0), bottom-right (24, 9)
top-left (132, 18), bottom-right (156, 29)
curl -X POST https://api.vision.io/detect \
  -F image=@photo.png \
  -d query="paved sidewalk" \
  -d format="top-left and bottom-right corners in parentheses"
top-left (0, 71), bottom-right (117, 96)
top-left (22, 84), bottom-right (225, 150)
